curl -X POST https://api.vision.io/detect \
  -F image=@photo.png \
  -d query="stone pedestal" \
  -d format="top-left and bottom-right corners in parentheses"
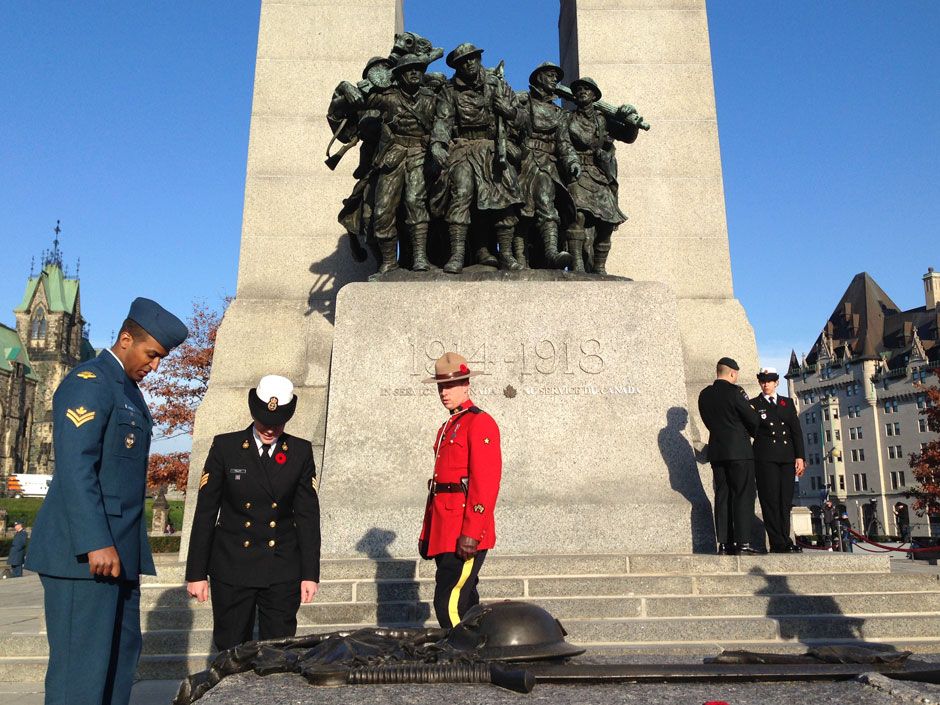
top-left (320, 277), bottom-right (715, 557)
top-left (181, 0), bottom-right (758, 561)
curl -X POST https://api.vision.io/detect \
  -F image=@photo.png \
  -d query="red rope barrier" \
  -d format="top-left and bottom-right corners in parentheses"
top-left (845, 528), bottom-right (940, 553)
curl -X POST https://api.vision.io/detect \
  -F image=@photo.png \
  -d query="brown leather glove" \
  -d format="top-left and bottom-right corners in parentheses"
top-left (456, 534), bottom-right (479, 560)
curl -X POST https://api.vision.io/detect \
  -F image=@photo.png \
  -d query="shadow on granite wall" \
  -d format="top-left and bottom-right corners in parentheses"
top-left (306, 234), bottom-right (375, 324)
top-left (355, 527), bottom-right (430, 627)
top-left (751, 565), bottom-right (876, 646)
top-left (660, 407), bottom-right (716, 553)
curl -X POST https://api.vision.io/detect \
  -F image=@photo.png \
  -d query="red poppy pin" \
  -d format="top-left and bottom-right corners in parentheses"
top-left (779, 399), bottom-right (787, 407)
top-left (459, 363), bottom-right (469, 374)
top-left (274, 452), bottom-right (287, 465)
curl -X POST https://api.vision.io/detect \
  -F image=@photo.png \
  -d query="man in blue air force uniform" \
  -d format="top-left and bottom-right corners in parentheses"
top-left (26, 297), bottom-right (188, 705)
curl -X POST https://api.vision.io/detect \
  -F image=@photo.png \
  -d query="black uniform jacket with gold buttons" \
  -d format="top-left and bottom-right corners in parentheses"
top-left (185, 426), bottom-right (321, 587)
top-left (750, 394), bottom-right (805, 463)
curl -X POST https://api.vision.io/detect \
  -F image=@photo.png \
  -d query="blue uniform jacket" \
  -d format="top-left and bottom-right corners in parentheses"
top-left (8, 530), bottom-right (27, 566)
top-left (25, 351), bottom-right (156, 579)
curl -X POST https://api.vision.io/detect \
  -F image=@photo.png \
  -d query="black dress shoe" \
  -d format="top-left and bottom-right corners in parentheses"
top-left (787, 544), bottom-right (803, 553)
top-left (717, 543), bottom-right (736, 555)
top-left (735, 543), bottom-right (766, 555)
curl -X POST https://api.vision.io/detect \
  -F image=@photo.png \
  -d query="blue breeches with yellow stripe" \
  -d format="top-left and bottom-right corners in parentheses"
top-left (433, 550), bottom-right (487, 628)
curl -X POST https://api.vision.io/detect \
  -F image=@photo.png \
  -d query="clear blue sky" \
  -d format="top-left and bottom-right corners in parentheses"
top-left (2, 1), bottom-right (938, 381)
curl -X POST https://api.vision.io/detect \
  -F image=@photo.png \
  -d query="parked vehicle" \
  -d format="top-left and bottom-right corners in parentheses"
top-left (6, 473), bottom-right (52, 498)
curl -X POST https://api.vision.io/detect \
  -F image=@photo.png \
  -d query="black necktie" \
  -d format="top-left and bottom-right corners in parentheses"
top-left (260, 443), bottom-right (271, 465)
top-left (769, 397), bottom-right (776, 406)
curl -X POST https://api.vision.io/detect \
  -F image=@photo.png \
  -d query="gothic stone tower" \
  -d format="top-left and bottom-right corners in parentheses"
top-left (12, 233), bottom-right (94, 473)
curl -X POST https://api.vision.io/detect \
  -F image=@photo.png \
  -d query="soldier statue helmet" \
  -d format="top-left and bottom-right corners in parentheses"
top-left (445, 42), bottom-right (484, 69)
top-left (391, 53), bottom-right (427, 76)
top-left (529, 61), bottom-right (564, 86)
top-left (570, 76), bottom-right (602, 101)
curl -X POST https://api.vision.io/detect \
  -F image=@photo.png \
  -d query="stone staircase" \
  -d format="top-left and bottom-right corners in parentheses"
top-left (2, 552), bottom-right (940, 682)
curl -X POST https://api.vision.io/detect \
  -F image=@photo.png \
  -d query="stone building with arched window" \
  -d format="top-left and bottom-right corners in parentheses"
top-left (0, 243), bottom-right (94, 478)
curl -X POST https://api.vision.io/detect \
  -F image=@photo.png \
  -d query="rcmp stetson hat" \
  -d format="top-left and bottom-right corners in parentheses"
top-left (446, 42), bottom-right (484, 69)
top-left (126, 298), bottom-right (189, 352)
top-left (362, 55), bottom-right (394, 79)
top-left (757, 367), bottom-right (780, 382)
top-left (248, 375), bottom-right (297, 425)
top-left (570, 76), bottom-right (602, 100)
top-left (392, 53), bottom-right (427, 74)
top-left (529, 61), bottom-right (563, 86)
top-left (422, 352), bottom-right (483, 384)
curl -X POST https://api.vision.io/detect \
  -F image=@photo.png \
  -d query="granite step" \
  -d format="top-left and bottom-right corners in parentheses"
top-left (138, 592), bottom-right (940, 630)
top-left (9, 612), bottom-right (940, 660)
top-left (138, 572), bottom-right (938, 610)
top-left (142, 553), bottom-right (892, 584)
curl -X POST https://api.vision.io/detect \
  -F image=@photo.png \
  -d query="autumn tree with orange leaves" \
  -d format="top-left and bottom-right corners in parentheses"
top-left (142, 299), bottom-right (228, 491)
top-left (907, 379), bottom-right (940, 515)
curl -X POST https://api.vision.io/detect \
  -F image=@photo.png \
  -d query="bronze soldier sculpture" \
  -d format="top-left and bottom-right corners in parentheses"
top-left (430, 43), bottom-right (526, 273)
top-left (516, 62), bottom-right (581, 269)
top-left (337, 54), bottom-right (437, 273)
top-left (562, 77), bottom-right (639, 274)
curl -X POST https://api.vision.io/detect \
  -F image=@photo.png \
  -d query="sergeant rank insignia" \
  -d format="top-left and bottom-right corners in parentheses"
top-left (77, 371), bottom-right (97, 379)
top-left (473, 504), bottom-right (485, 514)
top-left (66, 406), bottom-right (95, 428)
top-left (199, 473), bottom-right (209, 490)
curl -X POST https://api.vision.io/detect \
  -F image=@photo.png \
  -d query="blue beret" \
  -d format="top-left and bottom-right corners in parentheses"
top-left (127, 297), bottom-right (189, 351)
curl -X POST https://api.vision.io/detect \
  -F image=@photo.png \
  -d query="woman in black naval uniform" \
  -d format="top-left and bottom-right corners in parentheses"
top-left (185, 375), bottom-right (321, 650)
top-left (751, 367), bottom-right (806, 553)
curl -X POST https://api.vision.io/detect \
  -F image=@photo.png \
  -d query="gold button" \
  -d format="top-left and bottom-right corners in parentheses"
top-left (268, 539), bottom-right (275, 547)
top-left (434, 473), bottom-right (438, 478)
top-left (243, 540), bottom-right (250, 548)
top-left (245, 502), bottom-right (251, 509)
top-left (272, 502), bottom-right (278, 509)
top-left (245, 521), bottom-right (251, 528)
top-left (269, 520), bottom-right (276, 528)
top-left (462, 503), bottom-right (466, 508)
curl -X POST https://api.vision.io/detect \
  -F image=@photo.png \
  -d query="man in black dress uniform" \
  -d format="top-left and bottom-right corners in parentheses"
top-left (185, 375), bottom-right (321, 650)
top-left (751, 367), bottom-right (805, 553)
top-left (697, 357), bottom-right (761, 555)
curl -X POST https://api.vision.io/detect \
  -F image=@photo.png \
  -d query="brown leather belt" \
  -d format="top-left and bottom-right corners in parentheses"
top-left (428, 479), bottom-right (467, 494)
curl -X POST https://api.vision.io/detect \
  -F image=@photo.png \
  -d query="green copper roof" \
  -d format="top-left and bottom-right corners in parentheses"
top-left (0, 323), bottom-right (38, 380)
top-left (15, 263), bottom-right (79, 314)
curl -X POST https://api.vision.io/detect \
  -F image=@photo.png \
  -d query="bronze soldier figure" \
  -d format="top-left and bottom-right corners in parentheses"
top-left (330, 55), bottom-right (395, 261)
top-left (429, 43), bottom-right (526, 273)
top-left (563, 77), bottom-right (639, 274)
top-left (338, 54), bottom-right (437, 273)
top-left (516, 62), bottom-right (581, 269)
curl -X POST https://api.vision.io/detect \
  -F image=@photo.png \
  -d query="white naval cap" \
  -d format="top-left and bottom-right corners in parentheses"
top-left (759, 367), bottom-right (778, 376)
top-left (255, 375), bottom-right (294, 406)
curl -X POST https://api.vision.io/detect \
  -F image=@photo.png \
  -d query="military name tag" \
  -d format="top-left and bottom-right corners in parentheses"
top-left (229, 468), bottom-right (247, 481)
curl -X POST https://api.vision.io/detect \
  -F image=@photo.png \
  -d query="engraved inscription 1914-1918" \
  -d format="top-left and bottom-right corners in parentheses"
top-left (326, 31), bottom-right (649, 278)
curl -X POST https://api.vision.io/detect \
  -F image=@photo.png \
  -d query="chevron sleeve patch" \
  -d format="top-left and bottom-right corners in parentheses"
top-left (65, 406), bottom-right (96, 428)
top-left (199, 473), bottom-right (209, 490)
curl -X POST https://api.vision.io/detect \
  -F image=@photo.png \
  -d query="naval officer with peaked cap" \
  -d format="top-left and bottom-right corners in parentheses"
top-left (26, 297), bottom-right (188, 705)
top-left (185, 375), bottom-right (321, 651)
top-left (751, 367), bottom-right (806, 553)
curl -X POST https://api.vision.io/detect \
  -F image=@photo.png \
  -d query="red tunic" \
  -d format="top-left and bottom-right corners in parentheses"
top-left (419, 399), bottom-right (502, 557)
